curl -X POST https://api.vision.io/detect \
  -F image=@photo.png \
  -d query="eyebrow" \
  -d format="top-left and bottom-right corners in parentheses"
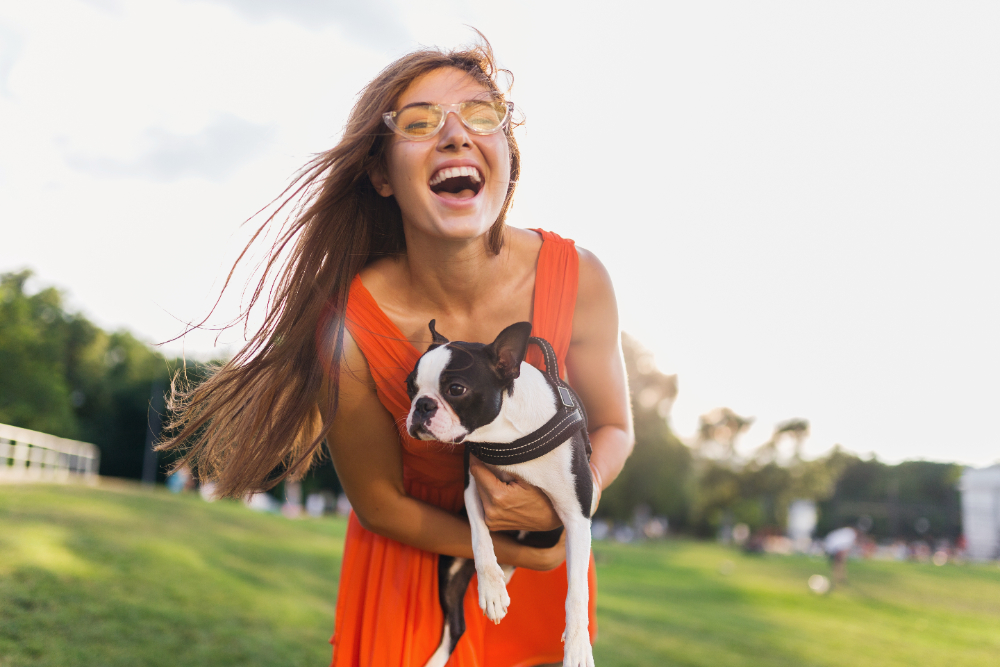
top-left (397, 97), bottom-right (498, 111)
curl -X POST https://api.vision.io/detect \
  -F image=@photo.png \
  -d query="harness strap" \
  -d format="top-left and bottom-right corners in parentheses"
top-left (464, 337), bottom-right (591, 467)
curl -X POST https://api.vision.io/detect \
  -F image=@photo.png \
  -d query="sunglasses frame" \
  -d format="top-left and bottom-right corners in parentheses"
top-left (382, 101), bottom-right (514, 141)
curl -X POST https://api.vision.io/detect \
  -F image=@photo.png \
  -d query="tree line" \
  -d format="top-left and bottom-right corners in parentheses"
top-left (599, 334), bottom-right (962, 541)
top-left (1, 270), bottom-right (962, 540)
top-left (1, 270), bottom-right (195, 480)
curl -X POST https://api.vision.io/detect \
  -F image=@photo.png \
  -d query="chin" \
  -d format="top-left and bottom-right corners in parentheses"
top-left (435, 217), bottom-right (497, 240)
top-left (405, 213), bottom-right (497, 243)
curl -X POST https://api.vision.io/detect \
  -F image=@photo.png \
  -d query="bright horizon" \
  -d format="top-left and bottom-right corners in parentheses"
top-left (1, 1), bottom-right (997, 467)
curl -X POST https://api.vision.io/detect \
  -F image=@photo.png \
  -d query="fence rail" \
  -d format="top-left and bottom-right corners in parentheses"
top-left (0, 423), bottom-right (100, 483)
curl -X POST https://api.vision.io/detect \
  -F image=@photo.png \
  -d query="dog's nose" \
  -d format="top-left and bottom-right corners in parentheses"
top-left (414, 397), bottom-right (438, 420)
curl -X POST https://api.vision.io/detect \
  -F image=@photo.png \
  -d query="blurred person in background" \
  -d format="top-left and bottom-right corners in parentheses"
top-left (160, 34), bottom-right (633, 667)
top-left (824, 526), bottom-right (857, 586)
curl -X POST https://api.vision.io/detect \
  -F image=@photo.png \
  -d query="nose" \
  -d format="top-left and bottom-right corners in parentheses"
top-left (437, 112), bottom-right (472, 151)
top-left (414, 397), bottom-right (438, 421)
top-left (409, 397), bottom-right (439, 437)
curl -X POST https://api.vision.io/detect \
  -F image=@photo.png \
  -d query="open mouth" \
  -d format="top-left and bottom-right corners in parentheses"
top-left (429, 166), bottom-right (483, 201)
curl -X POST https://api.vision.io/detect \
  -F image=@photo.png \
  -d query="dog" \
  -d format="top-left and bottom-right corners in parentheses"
top-left (405, 320), bottom-right (596, 667)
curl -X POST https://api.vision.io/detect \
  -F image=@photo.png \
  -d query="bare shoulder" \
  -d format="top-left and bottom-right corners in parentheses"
top-left (325, 327), bottom-right (378, 411)
top-left (508, 225), bottom-right (544, 255)
top-left (505, 226), bottom-right (544, 277)
top-left (573, 246), bottom-right (619, 344)
top-left (358, 254), bottom-right (405, 296)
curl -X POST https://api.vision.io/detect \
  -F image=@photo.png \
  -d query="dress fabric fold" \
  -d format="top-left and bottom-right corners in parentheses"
top-left (331, 229), bottom-right (597, 667)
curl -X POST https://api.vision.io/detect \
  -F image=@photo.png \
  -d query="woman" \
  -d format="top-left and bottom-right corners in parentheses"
top-left (163, 36), bottom-right (633, 667)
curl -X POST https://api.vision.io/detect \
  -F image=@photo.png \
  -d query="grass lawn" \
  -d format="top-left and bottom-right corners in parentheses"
top-left (2, 482), bottom-right (1000, 666)
top-left (592, 538), bottom-right (1000, 666)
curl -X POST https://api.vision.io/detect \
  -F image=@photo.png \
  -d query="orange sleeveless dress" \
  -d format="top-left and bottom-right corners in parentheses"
top-left (330, 230), bottom-right (598, 667)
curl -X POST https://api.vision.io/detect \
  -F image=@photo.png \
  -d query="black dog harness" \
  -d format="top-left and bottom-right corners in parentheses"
top-left (464, 337), bottom-right (592, 471)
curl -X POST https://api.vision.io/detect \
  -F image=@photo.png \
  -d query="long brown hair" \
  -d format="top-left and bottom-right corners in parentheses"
top-left (160, 35), bottom-right (521, 498)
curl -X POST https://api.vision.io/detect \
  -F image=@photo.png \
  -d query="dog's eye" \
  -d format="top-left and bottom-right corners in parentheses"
top-left (447, 383), bottom-right (467, 397)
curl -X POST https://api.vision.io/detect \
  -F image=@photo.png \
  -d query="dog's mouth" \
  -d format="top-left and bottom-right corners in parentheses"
top-left (429, 166), bottom-right (483, 200)
top-left (409, 423), bottom-right (467, 445)
top-left (409, 423), bottom-right (433, 440)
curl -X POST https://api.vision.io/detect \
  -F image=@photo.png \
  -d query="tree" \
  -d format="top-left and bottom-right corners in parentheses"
top-left (690, 415), bottom-right (849, 535)
top-left (816, 456), bottom-right (962, 540)
top-left (596, 333), bottom-right (693, 527)
top-left (695, 407), bottom-right (754, 462)
top-left (0, 270), bottom-right (183, 479)
top-left (0, 270), bottom-right (83, 436)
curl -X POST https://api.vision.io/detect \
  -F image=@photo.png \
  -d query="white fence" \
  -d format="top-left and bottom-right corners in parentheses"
top-left (0, 422), bottom-right (100, 482)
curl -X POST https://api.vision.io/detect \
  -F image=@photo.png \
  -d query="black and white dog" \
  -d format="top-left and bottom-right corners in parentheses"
top-left (405, 320), bottom-right (596, 667)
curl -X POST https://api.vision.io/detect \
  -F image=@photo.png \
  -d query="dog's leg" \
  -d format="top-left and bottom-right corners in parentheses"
top-left (499, 443), bottom-right (594, 666)
top-left (424, 556), bottom-right (476, 667)
top-left (544, 461), bottom-right (594, 667)
top-left (464, 476), bottom-right (511, 624)
top-left (556, 512), bottom-right (594, 667)
top-left (515, 443), bottom-right (594, 667)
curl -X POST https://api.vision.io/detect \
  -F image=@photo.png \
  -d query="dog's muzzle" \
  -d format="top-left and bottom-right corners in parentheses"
top-left (408, 397), bottom-right (438, 438)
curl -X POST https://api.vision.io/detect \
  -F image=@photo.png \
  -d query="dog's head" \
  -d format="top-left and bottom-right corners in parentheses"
top-left (405, 320), bottom-right (533, 443)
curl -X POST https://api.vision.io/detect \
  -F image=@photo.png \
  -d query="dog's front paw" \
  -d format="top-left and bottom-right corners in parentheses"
top-left (561, 628), bottom-right (595, 667)
top-left (477, 563), bottom-right (510, 624)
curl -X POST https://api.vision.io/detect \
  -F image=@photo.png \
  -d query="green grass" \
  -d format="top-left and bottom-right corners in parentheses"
top-left (592, 539), bottom-right (1000, 666)
top-left (2, 483), bottom-right (1000, 667)
top-left (0, 482), bottom-right (343, 667)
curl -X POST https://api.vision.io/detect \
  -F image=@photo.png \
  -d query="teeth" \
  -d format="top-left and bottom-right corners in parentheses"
top-left (429, 166), bottom-right (483, 187)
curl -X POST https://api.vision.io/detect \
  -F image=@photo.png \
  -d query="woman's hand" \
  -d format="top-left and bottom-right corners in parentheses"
top-left (469, 456), bottom-right (562, 532)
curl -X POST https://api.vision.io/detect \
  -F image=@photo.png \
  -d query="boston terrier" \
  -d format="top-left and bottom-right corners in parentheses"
top-left (405, 320), bottom-right (597, 667)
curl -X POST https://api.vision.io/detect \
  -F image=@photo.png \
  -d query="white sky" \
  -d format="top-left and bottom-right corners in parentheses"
top-left (1, 0), bottom-right (997, 466)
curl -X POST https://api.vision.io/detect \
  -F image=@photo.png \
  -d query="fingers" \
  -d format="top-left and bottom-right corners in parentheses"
top-left (469, 458), bottom-right (505, 495)
top-left (468, 457), bottom-right (562, 532)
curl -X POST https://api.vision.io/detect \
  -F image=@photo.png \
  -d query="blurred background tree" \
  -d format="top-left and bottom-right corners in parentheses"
top-left (816, 457), bottom-right (962, 541)
top-left (0, 270), bottom-right (338, 496)
top-left (595, 334), bottom-right (693, 528)
top-left (1, 270), bottom-right (201, 481)
top-left (0, 270), bottom-right (84, 436)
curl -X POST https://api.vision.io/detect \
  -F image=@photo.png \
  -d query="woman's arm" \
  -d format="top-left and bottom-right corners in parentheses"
top-left (565, 247), bottom-right (635, 494)
top-left (325, 329), bottom-right (566, 571)
top-left (470, 247), bottom-right (634, 529)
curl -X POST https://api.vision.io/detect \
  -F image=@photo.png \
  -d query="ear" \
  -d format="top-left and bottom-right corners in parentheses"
top-left (489, 322), bottom-right (532, 385)
top-left (369, 168), bottom-right (394, 197)
top-left (428, 319), bottom-right (449, 346)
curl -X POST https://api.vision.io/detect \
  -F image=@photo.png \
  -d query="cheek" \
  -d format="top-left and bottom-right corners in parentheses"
top-left (385, 143), bottom-right (427, 194)
top-left (489, 139), bottom-right (512, 189)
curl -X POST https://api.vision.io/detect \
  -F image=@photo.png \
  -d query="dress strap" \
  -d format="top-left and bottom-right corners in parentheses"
top-left (527, 229), bottom-right (579, 375)
top-left (344, 275), bottom-right (419, 417)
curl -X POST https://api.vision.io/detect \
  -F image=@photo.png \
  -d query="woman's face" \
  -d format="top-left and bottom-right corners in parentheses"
top-left (373, 67), bottom-right (512, 243)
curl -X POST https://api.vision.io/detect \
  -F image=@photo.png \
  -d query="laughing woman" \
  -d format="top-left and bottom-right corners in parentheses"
top-left (161, 36), bottom-right (633, 667)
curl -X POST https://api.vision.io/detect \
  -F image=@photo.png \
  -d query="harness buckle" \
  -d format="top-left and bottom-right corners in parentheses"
top-left (558, 386), bottom-right (575, 408)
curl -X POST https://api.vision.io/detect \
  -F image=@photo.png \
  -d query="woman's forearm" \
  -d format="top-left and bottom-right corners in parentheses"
top-left (588, 423), bottom-right (634, 491)
top-left (353, 488), bottom-right (559, 570)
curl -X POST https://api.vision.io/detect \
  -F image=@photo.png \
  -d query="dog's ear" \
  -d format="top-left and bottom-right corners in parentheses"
top-left (489, 322), bottom-right (532, 385)
top-left (428, 319), bottom-right (449, 348)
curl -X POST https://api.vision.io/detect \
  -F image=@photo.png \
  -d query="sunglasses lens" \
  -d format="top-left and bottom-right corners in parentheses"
top-left (460, 101), bottom-right (508, 133)
top-left (393, 105), bottom-right (444, 138)
top-left (389, 101), bottom-right (509, 138)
